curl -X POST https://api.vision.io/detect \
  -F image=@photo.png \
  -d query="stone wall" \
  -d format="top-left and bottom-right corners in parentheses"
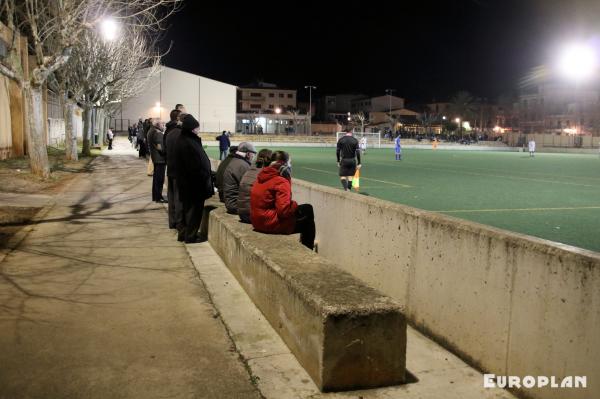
top-left (292, 179), bottom-right (599, 399)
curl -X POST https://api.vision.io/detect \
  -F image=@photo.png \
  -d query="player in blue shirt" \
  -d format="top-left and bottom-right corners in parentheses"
top-left (395, 135), bottom-right (402, 160)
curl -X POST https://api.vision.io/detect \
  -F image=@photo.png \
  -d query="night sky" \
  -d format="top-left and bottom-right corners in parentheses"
top-left (160, 0), bottom-right (600, 103)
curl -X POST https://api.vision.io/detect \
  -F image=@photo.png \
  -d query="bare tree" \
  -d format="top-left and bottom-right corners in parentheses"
top-left (352, 112), bottom-right (369, 132)
top-left (0, 0), bottom-right (180, 177)
top-left (288, 109), bottom-right (300, 134)
top-left (62, 24), bottom-right (160, 156)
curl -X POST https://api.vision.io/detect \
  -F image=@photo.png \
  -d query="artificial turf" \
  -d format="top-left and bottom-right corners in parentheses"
top-left (207, 146), bottom-right (600, 253)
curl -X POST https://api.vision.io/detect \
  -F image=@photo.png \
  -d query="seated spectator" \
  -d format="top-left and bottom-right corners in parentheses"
top-left (250, 151), bottom-right (316, 250)
top-left (215, 146), bottom-right (238, 202)
top-left (237, 149), bottom-right (273, 223)
top-left (223, 142), bottom-right (257, 214)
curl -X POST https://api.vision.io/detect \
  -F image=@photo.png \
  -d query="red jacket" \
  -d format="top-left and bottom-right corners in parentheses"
top-left (250, 165), bottom-right (298, 234)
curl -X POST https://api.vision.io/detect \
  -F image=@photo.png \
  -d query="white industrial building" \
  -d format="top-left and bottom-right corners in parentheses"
top-left (117, 66), bottom-right (237, 132)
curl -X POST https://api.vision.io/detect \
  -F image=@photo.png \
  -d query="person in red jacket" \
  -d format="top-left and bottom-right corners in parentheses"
top-left (250, 151), bottom-right (315, 250)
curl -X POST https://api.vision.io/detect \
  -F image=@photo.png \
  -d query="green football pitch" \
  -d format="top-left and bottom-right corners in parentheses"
top-left (207, 146), bottom-right (600, 253)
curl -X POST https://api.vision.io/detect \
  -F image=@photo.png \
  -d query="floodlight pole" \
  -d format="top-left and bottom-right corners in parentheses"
top-left (305, 85), bottom-right (316, 135)
top-left (385, 89), bottom-right (395, 133)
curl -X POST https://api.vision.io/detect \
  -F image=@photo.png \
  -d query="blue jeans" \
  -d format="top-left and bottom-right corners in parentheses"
top-left (220, 149), bottom-right (228, 160)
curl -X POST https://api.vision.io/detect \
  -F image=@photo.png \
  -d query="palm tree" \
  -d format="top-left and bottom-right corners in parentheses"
top-left (288, 109), bottom-right (300, 134)
top-left (418, 112), bottom-right (437, 136)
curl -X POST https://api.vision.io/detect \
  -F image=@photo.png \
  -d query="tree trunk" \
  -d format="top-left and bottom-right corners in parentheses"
top-left (24, 84), bottom-right (50, 178)
top-left (63, 99), bottom-right (78, 161)
top-left (82, 104), bottom-right (92, 156)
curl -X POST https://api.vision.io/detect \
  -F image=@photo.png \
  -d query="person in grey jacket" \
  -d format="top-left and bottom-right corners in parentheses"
top-left (223, 142), bottom-right (257, 214)
top-left (147, 120), bottom-right (167, 202)
top-left (237, 149), bottom-right (272, 223)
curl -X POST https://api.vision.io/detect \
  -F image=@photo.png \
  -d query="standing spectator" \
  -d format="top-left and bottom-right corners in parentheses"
top-left (250, 151), bottom-right (316, 250)
top-left (164, 109), bottom-right (183, 229)
top-left (216, 131), bottom-right (231, 160)
top-left (175, 104), bottom-right (186, 114)
top-left (147, 120), bottom-right (167, 203)
top-left (107, 128), bottom-right (114, 150)
top-left (215, 146), bottom-right (238, 202)
top-left (137, 120), bottom-right (147, 158)
top-left (173, 114), bottom-right (214, 243)
top-left (336, 130), bottom-right (361, 191)
top-left (223, 142), bottom-right (256, 214)
top-left (237, 149), bottom-right (272, 223)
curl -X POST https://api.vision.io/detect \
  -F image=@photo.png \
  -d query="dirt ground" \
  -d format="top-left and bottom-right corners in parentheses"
top-left (0, 147), bottom-right (99, 247)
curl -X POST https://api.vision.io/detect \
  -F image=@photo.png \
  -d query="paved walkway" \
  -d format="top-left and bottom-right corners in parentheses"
top-left (0, 137), bottom-right (261, 399)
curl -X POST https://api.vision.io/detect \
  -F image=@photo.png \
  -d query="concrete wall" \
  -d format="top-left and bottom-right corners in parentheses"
top-left (291, 179), bottom-right (600, 399)
top-left (119, 66), bottom-right (236, 132)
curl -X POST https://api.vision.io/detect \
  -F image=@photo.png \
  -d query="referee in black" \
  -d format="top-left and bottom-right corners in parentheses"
top-left (336, 130), bottom-right (361, 191)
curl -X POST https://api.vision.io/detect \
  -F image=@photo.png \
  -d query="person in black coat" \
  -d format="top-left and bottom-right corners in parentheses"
top-left (164, 109), bottom-right (183, 229)
top-left (173, 114), bottom-right (214, 243)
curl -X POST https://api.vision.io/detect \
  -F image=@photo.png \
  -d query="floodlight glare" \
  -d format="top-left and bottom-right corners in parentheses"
top-left (101, 18), bottom-right (119, 41)
top-left (558, 43), bottom-right (598, 82)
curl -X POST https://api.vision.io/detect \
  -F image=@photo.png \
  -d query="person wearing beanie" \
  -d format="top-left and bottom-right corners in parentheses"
top-left (222, 141), bottom-right (257, 215)
top-left (173, 114), bottom-right (214, 243)
top-left (163, 109), bottom-right (183, 229)
top-left (215, 145), bottom-right (238, 202)
top-left (237, 148), bottom-right (273, 223)
top-left (250, 150), bottom-right (316, 250)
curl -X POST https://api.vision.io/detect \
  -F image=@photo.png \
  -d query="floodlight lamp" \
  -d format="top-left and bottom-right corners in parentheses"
top-left (558, 43), bottom-right (598, 82)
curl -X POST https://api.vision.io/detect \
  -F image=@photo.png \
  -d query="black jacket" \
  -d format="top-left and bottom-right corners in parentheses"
top-left (173, 129), bottom-right (213, 203)
top-left (147, 126), bottom-right (166, 164)
top-left (164, 123), bottom-right (181, 177)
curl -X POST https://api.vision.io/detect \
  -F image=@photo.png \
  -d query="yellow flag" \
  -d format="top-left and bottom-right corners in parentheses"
top-left (352, 169), bottom-right (360, 190)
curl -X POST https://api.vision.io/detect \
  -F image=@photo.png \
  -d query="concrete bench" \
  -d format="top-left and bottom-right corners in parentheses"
top-left (207, 206), bottom-right (407, 391)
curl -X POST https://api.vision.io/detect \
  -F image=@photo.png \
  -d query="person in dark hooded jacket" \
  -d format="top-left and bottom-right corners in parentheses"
top-left (250, 151), bottom-right (315, 250)
top-left (163, 109), bottom-right (182, 229)
top-left (173, 114), bottom-right (213, 243)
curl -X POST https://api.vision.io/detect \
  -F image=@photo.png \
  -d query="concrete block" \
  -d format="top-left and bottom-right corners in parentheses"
top-left (208, 207), bottom-right (407, 391)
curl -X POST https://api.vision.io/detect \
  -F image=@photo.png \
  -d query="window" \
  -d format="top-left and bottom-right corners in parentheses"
top-left (250, 92), bottom-right (262, 97)
top-left (279, 93), bottom-right (284, 98)
top-left (268, 104), bottom-right (274, 109)
top-left (269, 93), bottom-right (274, 98)
top-left (287, 94), bottom-right (293, 98)
top-left (250, 104), bottom-right (261, 109)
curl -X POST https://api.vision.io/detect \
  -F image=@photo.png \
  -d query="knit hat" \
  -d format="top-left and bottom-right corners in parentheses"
top-left (237, 142), bottom-right (257, 154)
top-left (182, 114), bottom-right (199, 131)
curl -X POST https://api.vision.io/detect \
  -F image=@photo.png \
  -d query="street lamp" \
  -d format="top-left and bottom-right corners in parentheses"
top-left (100, 18), bottom-right (119, 41)
top-left (304, 85), bottom-right (316, 135)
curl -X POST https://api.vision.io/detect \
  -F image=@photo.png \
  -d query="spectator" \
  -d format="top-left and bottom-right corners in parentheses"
top-left (250, 151), bottom-right (316, 250)
top-left (173, 114), bottom-right (214, 243)
top-left (164, 109), bottom-right (183, 229)
top-left (215, 146), bottom-right (238, 202)
top-left (175, 104), bottom-right (186, 114)
top-left (237, 149), bottom-right (272, 223)
top-left (223, 142), bottom-right (256, 214)
top-left (107, 128), bottom-right (114, 150)
top-left (216, 130), bottom-right (231, 160)
top-left (147, 119), bottom-right (167, 203)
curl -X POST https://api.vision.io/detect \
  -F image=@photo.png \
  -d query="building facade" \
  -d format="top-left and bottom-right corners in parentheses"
top-left (517, 83), bottom-right (600, 135)
top-left (351, 95), bottom-right (404, 114)
top-left (118, 66), bottom-right (237, 133)
top-left (238, 82), bottom-right (297, 113)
